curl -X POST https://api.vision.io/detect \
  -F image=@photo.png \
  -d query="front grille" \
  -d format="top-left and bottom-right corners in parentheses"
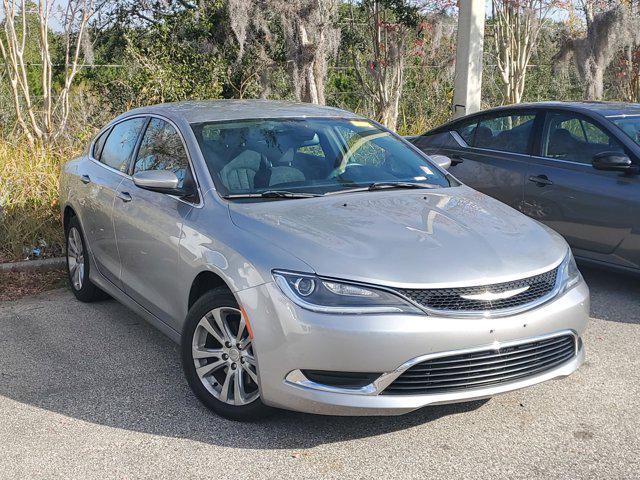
top-left (396, 267), bottom-right (558, 313)
top-left (382, 334), bottom-right (576, 395)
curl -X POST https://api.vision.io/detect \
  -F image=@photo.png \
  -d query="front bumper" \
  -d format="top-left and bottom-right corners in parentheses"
top-left (236, 280), bottom-right (589, 416)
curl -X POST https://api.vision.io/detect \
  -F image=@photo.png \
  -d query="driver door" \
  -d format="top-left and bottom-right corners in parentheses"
top-left (523, 110), bottom-right (637, 261)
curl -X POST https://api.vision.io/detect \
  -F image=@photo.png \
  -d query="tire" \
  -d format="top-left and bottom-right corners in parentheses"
top-left (181, 288), bottom-right (274, 421)
top-left (65, 216), bottom-right (109, 302)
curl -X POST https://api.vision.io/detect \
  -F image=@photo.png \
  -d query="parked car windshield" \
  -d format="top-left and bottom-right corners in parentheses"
top-left (607, 114), bottom-right (640, 146)
top-left (191, 117), bottom-right (450, 197)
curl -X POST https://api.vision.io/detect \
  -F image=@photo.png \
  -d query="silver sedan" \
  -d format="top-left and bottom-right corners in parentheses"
top-left (59, 100), bottom-right (589, 420)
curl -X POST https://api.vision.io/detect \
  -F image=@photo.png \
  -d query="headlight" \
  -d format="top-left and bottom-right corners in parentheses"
top-left (273, 271), bottom-right (422, 314)
top-left (559, 249), bottom-right (581, 293)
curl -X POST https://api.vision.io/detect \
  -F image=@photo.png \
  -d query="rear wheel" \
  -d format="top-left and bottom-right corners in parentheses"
top-left (181, 288), bottom-right (274, 420)
top-left (65, 216), bottom-right (108, 302)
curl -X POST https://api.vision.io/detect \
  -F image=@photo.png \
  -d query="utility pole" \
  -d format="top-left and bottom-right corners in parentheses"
top-left (452, 0), bottom-right (485, 119)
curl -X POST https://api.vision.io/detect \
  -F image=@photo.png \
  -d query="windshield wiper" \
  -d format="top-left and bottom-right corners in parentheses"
top-left (367, 182), bottom-right (434, 191)
top-left (326, 182), bottom-right (436, 196)
top-left (223, 190), bottom-right (323, 200)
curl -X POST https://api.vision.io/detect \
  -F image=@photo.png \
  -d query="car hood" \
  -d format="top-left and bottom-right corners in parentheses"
top-left (228, 186), bottom-right (568, 288)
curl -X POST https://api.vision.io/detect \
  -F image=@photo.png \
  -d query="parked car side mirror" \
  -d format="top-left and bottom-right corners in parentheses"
top-left (430, 154), bottom-right (452, 170)
top-left (592, 152), bottom-right (637, 173)
top-left (133, 170), bottom-right (194, 196)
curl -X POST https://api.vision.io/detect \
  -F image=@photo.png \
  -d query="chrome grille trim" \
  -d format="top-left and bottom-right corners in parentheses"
top-left (393, 265), bottom-right (562, 318)
top-left (381, 332), bottom-right (577, 395)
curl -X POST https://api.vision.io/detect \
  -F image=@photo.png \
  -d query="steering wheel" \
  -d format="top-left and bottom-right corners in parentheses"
top-left (329, 162), bottom-right (365, 179)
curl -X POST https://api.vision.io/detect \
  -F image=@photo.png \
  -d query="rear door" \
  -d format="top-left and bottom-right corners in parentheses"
top-left (113, 116), bottom-right (198, 326)
top-left (413, 110), bottom-right (539, 211)
top-left (523, 109), bottom-right (639, 266)
top-left (79, 117), bottom-right (147, 287)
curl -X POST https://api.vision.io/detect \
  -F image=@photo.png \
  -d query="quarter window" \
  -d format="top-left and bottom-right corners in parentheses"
top-left (542, 112), bottom-right (625, 164)
top-left (134, 118), bottom-right (190, 187)
top-left (473, 113), bottom-right (536, 154)
top-left (100, 117), bottom-right (147, 172)
top-left (413, 131), bottom-right (461, 150)
top-left (455, 120), bottom-right (478, 146)
top-left (92, 128), bottom-right (110, 160)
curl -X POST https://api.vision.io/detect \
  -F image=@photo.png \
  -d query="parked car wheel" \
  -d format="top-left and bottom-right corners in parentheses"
top-left (181, 288), bottom-right (274, 421)
top-left (65, 217), bottom-right (108, 302)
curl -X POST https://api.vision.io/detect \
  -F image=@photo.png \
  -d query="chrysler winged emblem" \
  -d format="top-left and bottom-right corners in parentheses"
top-left (460, 285), bottom-right (530, 302)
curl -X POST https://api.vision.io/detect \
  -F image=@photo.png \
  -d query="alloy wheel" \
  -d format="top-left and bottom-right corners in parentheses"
top-left (191, 307), bottom-right (259, 406)
top-left (67, 226), bottom-right (85, 291)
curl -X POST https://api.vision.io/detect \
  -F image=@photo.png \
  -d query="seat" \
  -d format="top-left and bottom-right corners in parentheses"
top-left (219, 150), bottom-right (264, 191)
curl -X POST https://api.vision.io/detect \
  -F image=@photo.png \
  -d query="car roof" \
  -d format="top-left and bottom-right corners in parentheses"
top-left (118, 99), bottom-right (361, 124)
top-left (426, 101), bottom-right (640, 135)
top-left (496, 101), bottom-right (640, 117)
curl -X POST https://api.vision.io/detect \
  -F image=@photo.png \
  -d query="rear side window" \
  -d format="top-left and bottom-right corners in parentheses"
top-left (474, 113), bottom-right (535, 154)
top-left (134, 118), bottom-right (190, 188)
top-left (100, 117), bottom-right (147, 173)
top-left (92, 129), bottom-right (110, 160)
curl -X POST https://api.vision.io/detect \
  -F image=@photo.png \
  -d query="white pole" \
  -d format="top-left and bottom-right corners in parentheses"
top-left (452, 0), bottom-right (486, 119)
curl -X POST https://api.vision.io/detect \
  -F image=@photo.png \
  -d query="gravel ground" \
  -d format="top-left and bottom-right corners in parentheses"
top-left (0, 266), bottom-right (638, 479)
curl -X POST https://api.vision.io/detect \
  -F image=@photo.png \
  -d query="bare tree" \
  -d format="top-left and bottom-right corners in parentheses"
top-left (554, 3), bottom-right (640, 100)
top-left (491, 0), bottom-right (557, 104)
top-left (228, 0), bottom-right (340, 105)
top-left (348, 0), bottom-right (420, 130)
top-left (0, 0), bottom-right (95, 147)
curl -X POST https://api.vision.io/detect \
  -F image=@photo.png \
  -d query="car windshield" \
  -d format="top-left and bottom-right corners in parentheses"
top-left (191, 117), bottom-right (450, 197)
top-left (607, 114), bottom-right (640, 146)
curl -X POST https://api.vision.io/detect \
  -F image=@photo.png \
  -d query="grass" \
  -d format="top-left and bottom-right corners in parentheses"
top-left (0, 141), bottom-right (78, 262)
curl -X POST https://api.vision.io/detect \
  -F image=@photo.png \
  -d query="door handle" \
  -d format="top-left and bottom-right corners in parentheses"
top-left (528, 175), bottom-right (553, 187)
top-left (81, 174), bottom-right (91, 184)
top-left (117, 191), bottom-right (132, 203)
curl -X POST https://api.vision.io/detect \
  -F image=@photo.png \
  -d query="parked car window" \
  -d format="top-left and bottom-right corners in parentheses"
top-left (607, 114), bottom-right (640, 146)
top-left (191, 118), bottom-right (451, 196)
top-left (100, 117), bottom-right (147, 172)
top-left (542, 112), bottom-right (625, 164)
top-left (455, 120), bottom-right (478, 146)
top-left (92, 128), bottom-right (110, 160)
top-left (473, 113), bottom-right (535, 154)
top-left (413, 131), bottom-right (461, 151)
top-left (134, 118), bottom-right (190, 188)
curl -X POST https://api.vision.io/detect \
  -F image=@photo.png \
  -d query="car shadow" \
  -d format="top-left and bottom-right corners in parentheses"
top-left (0, 290), bottom-right (486, 450)
top-left (580, 265), bottom-right (640, 325)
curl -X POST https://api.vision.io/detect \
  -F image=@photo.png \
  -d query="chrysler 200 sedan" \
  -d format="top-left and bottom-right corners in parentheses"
top-left (410, 102), bottom-right (640, 274)
top-left (59, 100), bottom-right (589, 420)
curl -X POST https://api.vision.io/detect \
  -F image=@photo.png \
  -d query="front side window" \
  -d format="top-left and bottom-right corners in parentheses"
top-left (100, 117), bottom-right (147, 172)
top-left (473, 113), bottom-right (535, 154)
top-left (191, 117), bottom-right (450, 196)
top-left (542, 112), bottom-right (624, 164)
top-left (134, 118), bottom-right (190, 188)
top-left (607, 114), bottom-right (640, 146)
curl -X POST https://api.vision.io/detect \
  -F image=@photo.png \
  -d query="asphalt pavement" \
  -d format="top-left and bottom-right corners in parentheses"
top-left (0, 266), bottom-right (638, 479)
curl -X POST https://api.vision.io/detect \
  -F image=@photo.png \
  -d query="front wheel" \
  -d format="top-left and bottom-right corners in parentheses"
top-left (181, 288), bottom-right (274, 420)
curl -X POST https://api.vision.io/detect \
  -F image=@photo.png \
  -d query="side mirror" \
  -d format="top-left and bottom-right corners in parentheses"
top-left (430, 154), bottom-right (452, 170)
top-left (592, 152), bottom-right (636, 172)
top-left (133, 170), bottom-right (193, 196)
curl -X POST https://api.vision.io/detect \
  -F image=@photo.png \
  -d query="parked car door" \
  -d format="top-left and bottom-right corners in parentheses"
top-left (80, 117), bottom-right (147, 287)
top-left (523, 110), bottom-right (640, 269)
top-left (413, 110), bottom-right (539, 211)
top-left (113, 117), bottom-right (197, 325)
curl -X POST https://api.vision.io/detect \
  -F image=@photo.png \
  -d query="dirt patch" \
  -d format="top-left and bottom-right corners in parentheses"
top-left (0, 268), bottom-right (67, 301)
